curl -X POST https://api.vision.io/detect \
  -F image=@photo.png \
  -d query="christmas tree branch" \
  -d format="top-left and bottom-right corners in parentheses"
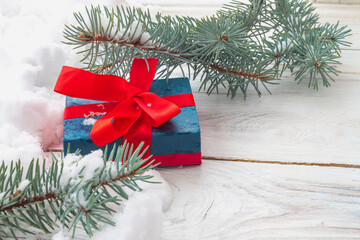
top-left (63, 1), bottom-right (351, 98)
top-left (0, 141), bottom-right (157, 239)
top-left (0, 169), bottom-right (138, 213)
top-left (64, 5), bottom-right (274, 98)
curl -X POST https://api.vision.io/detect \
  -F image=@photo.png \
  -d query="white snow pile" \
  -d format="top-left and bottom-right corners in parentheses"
top-left (50, 150), bottom-right (172, 240)
top-left (53, 168), bottom-right (171, 240)
top-left (92, 169), bottom-right (172, 240)
top-left (0, 0), bottom-right (159, 165)
top-left (0, 0), bottom-right (81, 165)
top-left (0, 0), bottom-right (172, 239)
top-left (53, 149), bottom-right (172, 240)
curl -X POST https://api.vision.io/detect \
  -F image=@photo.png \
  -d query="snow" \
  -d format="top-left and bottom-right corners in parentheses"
top-left (59, 150), bottom-right (104, 190)
top-left (0, 177), bottom-right (31, 206)
top-left (0, 0), bottom-right (79, 166)
top-left (52, 230), bottom-right (70, 240)
top-left (0, 0), bottom-right (160, 165)
top-left (51, 163), bottom-right (172, 240)
top-left (113, 21), bottom-right (154, 45)
top-left (92, 170), bottom-right (172, 240)
top-left (83, 117), bottom-right (97, 125)
top-left (0, 0), bottom-right (172, 239)
top-left (53, 169), bottom-right (172, 240)
top-left (18, 179), bottom-right (31, 191)
top-left (0, 124), bottom-right (43, 163)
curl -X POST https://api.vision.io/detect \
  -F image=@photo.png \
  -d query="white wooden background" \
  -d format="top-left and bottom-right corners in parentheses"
top-left (314, 0), bottom-right (360, 4)
top-left (50, 2), bottom-right (360, 239)
top-left (153, 2), bottom-right (360, 239)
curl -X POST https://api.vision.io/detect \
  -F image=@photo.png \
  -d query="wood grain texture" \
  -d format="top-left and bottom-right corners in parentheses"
top-left (316, 0), bottom-right (340, 3)
top-left (340, 0), bottom-right (360, 4)
top-left (190, 74), bottom-right (360, 165)
top-left (159, 160), bottom-right (360, 239)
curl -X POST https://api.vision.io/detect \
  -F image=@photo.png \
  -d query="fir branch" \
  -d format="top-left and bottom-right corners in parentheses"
top-left (63, 1), bottom-right (351, 98)
top-left (63, 5), bottom-right (274, 98)
top-left (0, 142), bottom-right (157, 239)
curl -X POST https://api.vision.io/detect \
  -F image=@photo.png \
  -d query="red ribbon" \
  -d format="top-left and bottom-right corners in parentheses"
top-left (54, 58), bottom-right (182, 156)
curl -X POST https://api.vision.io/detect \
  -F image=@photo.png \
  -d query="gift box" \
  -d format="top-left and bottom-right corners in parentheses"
top-left (56, 59), bottom-right (201, 166)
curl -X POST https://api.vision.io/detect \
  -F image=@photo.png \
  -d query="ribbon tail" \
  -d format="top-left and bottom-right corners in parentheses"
top-left (124, 113), bottom-right (153, 158)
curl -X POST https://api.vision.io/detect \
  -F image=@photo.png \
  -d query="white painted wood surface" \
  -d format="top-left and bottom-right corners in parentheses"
top-left (319, 0), bottom-right (360, 4)
top-left (159, 161), bottom-right (360, 239)
top-left (338, 0), bottom-right (360, 4)
top-left (316, 0), bottom-right (340, 4)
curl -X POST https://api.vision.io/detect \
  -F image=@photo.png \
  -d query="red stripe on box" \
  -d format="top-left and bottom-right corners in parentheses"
top-left (64, 93), bottom-right (195, 120)
top-left (162, 93), bottom-right (195, 108)
top-left (151, 152), bottom-right (202, 166)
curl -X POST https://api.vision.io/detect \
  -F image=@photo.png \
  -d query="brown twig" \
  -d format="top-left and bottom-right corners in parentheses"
top-left (219, 35), bottom-right (228, 42)
top-left (209, 64), bottom-right (269, 80)
top-left (322, 36), bottom-right (335, 41)
top-left (79, 33), bottom-right (183, 55)
top-left (81, 33), bottom-right (269, 81)
top-left (314, 61), bottom-right (320, 68)
top-left (1, 193), bottom-right (57, 212)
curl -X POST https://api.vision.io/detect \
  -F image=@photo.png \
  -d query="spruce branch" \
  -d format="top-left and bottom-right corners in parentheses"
top-left (0, 141), bottom-right (157, 239)
top-left (63, 1), bottom-right (351, 98)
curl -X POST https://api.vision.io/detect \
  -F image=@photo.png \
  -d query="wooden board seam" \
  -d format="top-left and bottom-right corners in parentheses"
top-left (47, 150), bottom-right (360, 169)
top-left (202, 156), bottom-right (360, 168)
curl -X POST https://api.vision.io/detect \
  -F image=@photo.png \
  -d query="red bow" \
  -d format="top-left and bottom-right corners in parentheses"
top-left (54, 58), bottom-right (181, 155)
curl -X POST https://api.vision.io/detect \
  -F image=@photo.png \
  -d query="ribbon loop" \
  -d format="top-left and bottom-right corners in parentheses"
top-left (90, 99), bottom-right (142, 147)
top-left (54, 66), bottom-right (142, 101)
top-left (130, 58), bottom-right (159, 92)
top-left (134, 92), bottom-right (181, 127)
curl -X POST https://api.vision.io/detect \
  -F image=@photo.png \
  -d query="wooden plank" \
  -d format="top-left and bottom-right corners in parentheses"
top-left (340, 0), bottom-right (360, 4)
top-left (316, 0), bottom-right (340, 3)
top-left (159, 160), bottom-right (360, 239)
top-left (189, 73), bottom-right (360, 165)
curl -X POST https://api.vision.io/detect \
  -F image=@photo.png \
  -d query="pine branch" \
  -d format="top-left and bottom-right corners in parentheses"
top-left (63, 5), bottom-right (274, 98)
top-left (0, 141), bottom-right (157, 239)
top-left (63, 1), bottom-right (351, 98)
